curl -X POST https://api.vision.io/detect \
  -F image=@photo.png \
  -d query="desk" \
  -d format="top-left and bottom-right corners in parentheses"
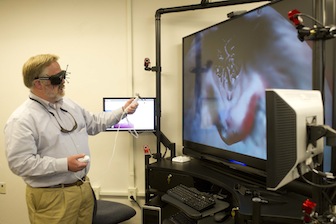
top-left (146, 158), bottom-right (307, 223)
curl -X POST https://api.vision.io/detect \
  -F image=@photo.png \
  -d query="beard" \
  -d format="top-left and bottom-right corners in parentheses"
top-left (45, 84), bottom-right (65, 102)
top-left (57, 84), bottom-right (65, 97)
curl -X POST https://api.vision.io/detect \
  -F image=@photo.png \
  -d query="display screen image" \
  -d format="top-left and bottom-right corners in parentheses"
top-left (182, 0), bottom-right (331, 175)
top-left (103, 97), bottom-right (156, 132)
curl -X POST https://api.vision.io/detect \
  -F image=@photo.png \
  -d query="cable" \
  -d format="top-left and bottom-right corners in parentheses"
top-left (130, 195), bottom-right (141, 209)
top-left (311, 167), bottom-right (335, 179)
top-left (298, 164), bottom-right (336, 188)
top-left (162, 147), bottom-right (168, 158)
top-left (330, 188), bottom-right (336, 202)
top-left (74, 163), bottom-right (89, 183)
top-left (299, 13), bottom-right (325, 27)
top-left (124, 114), bottom-right (139, 138)
top-left (108, 110), bottom-right (124, 168)
top-left (108, 100), bottom-right (140, 167)
top-left (321, 190), bottom-right (334, 207)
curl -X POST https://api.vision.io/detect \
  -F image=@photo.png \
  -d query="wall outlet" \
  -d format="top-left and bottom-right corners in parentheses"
top-left (128, 187), bottom-right (137, 201)
top-left (0, 182), bottom-right (6, 194)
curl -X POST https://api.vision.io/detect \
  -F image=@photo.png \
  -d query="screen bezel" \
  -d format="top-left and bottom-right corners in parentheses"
top-left (103, 97), bottom-right (156, 132)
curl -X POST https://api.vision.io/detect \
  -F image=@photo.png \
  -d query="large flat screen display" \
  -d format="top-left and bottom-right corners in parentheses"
top-left (182, 0), bottom-right (330, 176)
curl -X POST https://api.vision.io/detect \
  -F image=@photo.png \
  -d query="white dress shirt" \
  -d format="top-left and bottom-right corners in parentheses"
top-left (4, 93), bottom-right (125, 187)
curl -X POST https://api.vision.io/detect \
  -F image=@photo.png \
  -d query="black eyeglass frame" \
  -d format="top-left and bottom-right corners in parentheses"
top-left (35, 70), bottom-right (67, 85)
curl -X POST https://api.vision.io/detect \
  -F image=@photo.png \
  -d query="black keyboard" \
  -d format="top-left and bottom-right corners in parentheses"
top-left (169, 211), bottom-right (197, 224)
top-left (167, 184), bottom-right (215, 212)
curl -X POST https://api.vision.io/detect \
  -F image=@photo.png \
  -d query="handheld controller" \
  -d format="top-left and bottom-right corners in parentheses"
top-left (124, 94), bottom-right (140, 113)
top-left (78, 155), bottom-right (90, 163)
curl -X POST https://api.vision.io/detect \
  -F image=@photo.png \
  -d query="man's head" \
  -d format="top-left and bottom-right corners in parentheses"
top-left (23, 54), bottom-right (66, 103)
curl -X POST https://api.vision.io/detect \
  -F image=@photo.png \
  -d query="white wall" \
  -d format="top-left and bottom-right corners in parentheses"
top-left (0, 0), bottom-right (266, 223)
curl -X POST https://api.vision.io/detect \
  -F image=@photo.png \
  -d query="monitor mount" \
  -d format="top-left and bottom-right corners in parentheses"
top-left (288, 9), bottom-right (336, 42)
top-left (307, 124), bottom-right (336, 147)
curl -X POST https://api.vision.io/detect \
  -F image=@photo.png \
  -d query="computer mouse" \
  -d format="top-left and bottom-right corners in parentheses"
top-left (214, 212), bottom-right (228, 222)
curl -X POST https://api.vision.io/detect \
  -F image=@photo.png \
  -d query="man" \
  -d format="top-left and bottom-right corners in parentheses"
top-left (4, 54), bottom-right (138, 224)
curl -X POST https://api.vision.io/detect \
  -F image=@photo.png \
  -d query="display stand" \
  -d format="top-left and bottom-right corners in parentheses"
top-left (146, 159), bottom-right (308, 223)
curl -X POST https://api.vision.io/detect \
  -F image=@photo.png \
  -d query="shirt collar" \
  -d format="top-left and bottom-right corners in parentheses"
top-left (29, 92), bottom-right (64, 110)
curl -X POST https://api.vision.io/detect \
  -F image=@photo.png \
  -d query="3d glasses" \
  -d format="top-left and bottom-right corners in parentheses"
top-left (36, 70), bottom-right (67, 85)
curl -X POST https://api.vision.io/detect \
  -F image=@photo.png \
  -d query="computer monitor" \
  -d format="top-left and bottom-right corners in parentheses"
top-left (103, 97), bottom-right (156, 132)
top-left (265, 89), bottom-right (324, 191)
